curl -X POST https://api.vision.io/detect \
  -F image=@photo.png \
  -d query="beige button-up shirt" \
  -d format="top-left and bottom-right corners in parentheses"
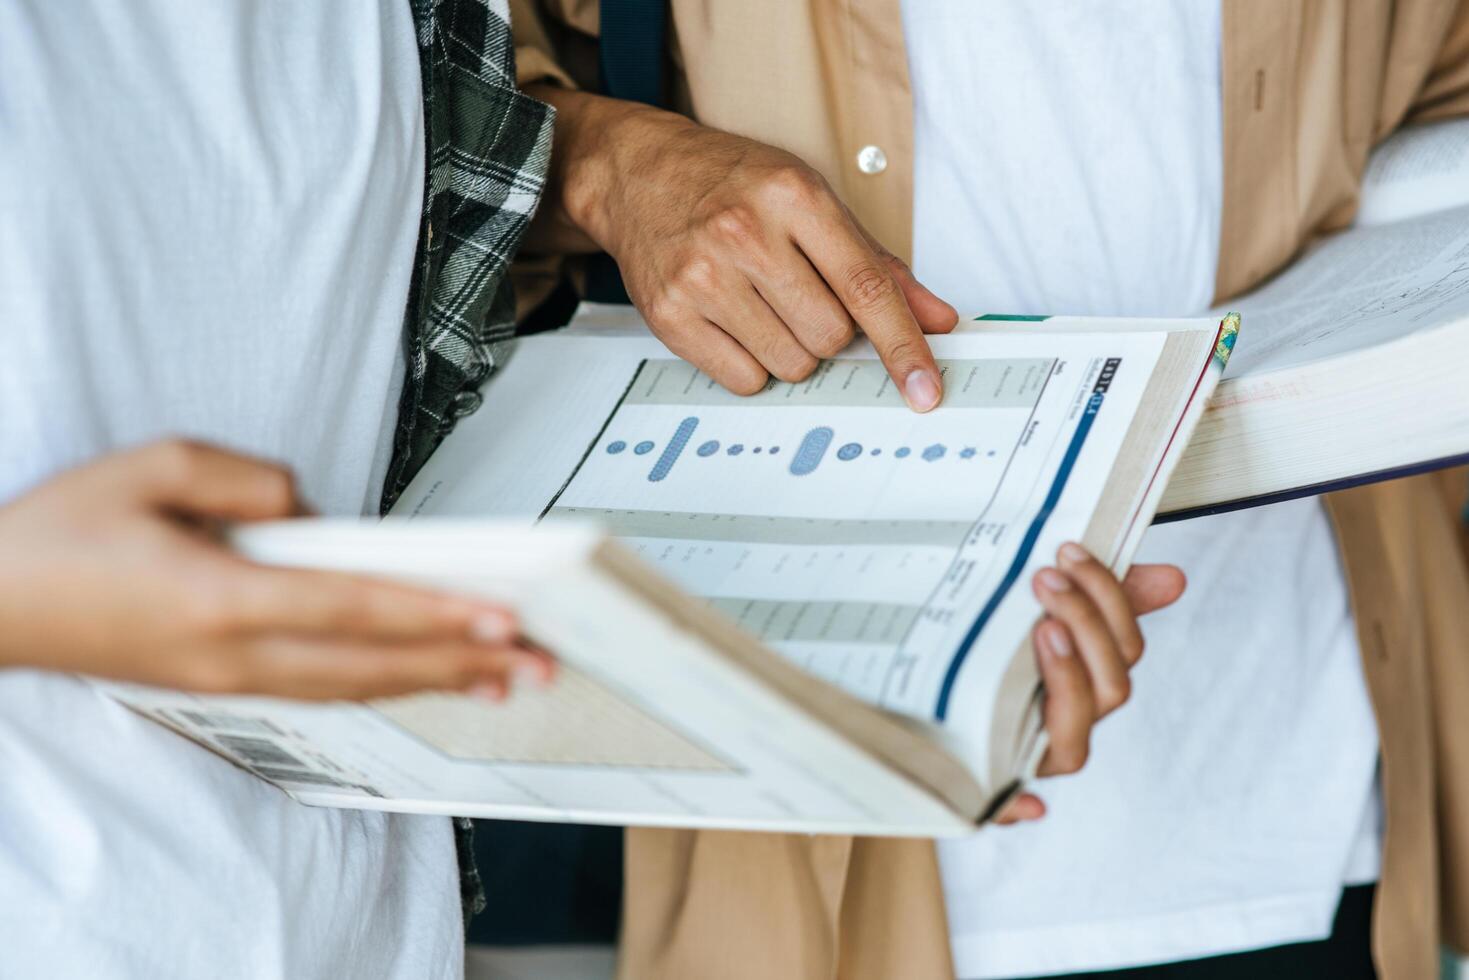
top-left (512, 3), bottom-right (1469, 977)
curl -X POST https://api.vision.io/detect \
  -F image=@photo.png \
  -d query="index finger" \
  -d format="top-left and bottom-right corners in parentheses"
top-left (793, 209), bottom-right (944, 412)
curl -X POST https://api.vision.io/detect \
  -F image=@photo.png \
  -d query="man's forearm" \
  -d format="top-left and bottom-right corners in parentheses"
top-left (520, 81), bottom-right (954, 410)
top-left (524, 84), bottom-right (699, 255)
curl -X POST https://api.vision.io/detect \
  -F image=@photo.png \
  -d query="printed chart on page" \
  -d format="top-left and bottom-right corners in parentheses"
top-left (544, 334), bottom-right (1163, 725)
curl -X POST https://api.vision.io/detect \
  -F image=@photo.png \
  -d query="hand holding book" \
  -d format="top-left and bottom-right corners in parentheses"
top-left (526, 84), bottom-right (958, 411)
top-left (996, 549), bottom-right (1185, 824)
top-left (0, 441), bottom-right (553, 701)
top-left (12, 445), bottom-right (1181, 830)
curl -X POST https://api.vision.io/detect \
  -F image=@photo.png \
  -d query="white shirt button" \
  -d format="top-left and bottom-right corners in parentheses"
top-left (856, 144), bottom-right (888, 175)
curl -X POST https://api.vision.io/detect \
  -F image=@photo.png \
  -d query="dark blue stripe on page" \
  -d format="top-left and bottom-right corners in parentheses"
top-left (933, 390), bottom-right (1105, 722)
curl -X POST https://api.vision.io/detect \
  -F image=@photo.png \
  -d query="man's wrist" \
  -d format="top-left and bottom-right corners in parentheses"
top-left (526, 84), bottom-right (694, 256)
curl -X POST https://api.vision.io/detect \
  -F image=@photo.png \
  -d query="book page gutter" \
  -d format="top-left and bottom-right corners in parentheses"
top-left (540, 331), bottom-right (1165, 772)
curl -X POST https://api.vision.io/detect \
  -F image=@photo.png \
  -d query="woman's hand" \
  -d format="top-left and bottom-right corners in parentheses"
top-left (995, 543), bottom-right (1186, 824)
top-left (526, 87), bottom-right (958, 409)
top-left (0, 440), bottom-right (552, 701)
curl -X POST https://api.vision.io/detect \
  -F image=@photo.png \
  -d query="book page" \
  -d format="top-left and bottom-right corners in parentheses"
top-left (1219, 203), bottom-right (1469, 378)
top-left (404, 328), bottom-right (1171, 775)
top-left (111, 687), bottom-right (973, 835)
top-left (1355, 118), bottom-right (1469, 227)
top-left (108, 557), bottom-right (977, 837)
top-left (105, 517), bottom-right (990, 835)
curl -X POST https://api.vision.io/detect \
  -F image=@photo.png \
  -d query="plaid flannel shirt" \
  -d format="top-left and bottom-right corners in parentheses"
top-left (387, 0), bottom-right (554, 512)
top-left (395, 0), bottom-right (554, 922)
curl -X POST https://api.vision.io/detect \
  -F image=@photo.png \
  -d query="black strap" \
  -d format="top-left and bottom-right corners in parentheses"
top-left (599, 0), bottom-right (668, 107)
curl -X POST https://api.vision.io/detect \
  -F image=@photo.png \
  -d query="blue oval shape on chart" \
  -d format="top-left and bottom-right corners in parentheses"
top-left (648, 417), bottom-right (699, 482)
top-left (727, 444), bottom-right (744, 456)
top-left (788, 427), bottom-right (833, 476)
top-left (634, 441), bottom-right (655, 455)
top-left (895, 447), bottom-right (911, 458)
top-left (836, 442), bottom-right (863, 461)
top-left (606, 440), bottom-right (627, 454)
top-left (697, 440), bottom-right (720, 457)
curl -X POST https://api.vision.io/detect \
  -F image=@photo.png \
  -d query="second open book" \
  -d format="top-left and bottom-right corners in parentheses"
top-left (112, 316), bottom-right (1233, 835)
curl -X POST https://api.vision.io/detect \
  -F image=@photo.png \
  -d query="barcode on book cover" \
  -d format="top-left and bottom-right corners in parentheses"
top-left (215, 734), bottom-right (306, 770)
top-left (249, 766), bottom-right (353, 789)
top-left (176, 710), bottom-right (284, 737)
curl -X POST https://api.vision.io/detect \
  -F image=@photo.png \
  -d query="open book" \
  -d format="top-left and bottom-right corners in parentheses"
top-left (109, 120), bottom-right (1467, 835)
top-left (111, 317), bottom-right (1233, 835)
top-left (1160, 117), bottom-right (1469, 517)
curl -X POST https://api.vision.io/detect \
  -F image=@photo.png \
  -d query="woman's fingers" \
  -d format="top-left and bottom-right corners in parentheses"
top-left (181, 558), bottom-right (557, 701)
top-left (1032, 563), bottom-right (1131, 716)
top-left (223, 562), bottom-right (515, 644)
top-left (1020, 547), bottom-right (1187, 797)
top-left (1056, 543), bottom-right (1146, 667)
top-left (126, 439), bottom-right (308, 521)
top-left (230, 636), bottom-right (556, 702)
top-left (1121, 563), bottom-right (1187, 616)
top-left (1033, 618), bottom-right (1097, 776)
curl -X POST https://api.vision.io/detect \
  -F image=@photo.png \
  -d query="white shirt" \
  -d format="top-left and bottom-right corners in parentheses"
top-left (900, 3), bottom-right (1382, 976)
top-left (0, 3), bottom-right (463, 978)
